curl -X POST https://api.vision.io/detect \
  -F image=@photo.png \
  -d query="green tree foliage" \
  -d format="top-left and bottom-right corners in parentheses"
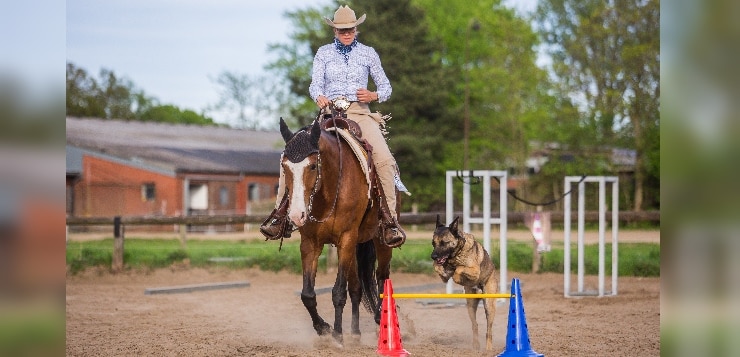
top-left (266, 5), bottom-right (334, 126)
top-left (66, 62), bottom-right (106, 118)
top-left (535, 0), bottom-right (660, 210)
top-left (414, 1), bottom-right (549, 171)
top-left (138, 105), bottom-right (212, 125)
top-left (412, 0), bottom-right (562, 213)
top-left (66, 62), bottom-right (216, 126)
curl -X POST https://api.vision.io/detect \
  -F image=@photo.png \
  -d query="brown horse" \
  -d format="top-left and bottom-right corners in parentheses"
top-left (277, 117), bottom-right (395, 346)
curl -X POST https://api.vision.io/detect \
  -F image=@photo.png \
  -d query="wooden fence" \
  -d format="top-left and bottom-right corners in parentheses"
top-left (66, 210), bottom-right (659, 272)
top-left (66, 210), bottom-right (659, 227)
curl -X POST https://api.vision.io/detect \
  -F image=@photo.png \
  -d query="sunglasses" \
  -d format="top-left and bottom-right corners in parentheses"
top-left (335, 28), bottom-right (356, 35)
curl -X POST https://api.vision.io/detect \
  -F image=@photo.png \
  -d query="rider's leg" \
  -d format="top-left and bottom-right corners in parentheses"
top-left (348, 104), bottom-right (405, 247)
top-left (375, 159), bottom-right (406, 246)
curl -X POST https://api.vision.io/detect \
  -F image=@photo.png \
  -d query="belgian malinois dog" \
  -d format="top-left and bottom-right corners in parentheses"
top-left (430, 215), bottom-right (498, 351)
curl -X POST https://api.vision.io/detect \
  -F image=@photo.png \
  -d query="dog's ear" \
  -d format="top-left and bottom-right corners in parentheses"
top-left (449, 216), bottom-right (460, 236)
top-left (435, 214), bottom-right (444, 228)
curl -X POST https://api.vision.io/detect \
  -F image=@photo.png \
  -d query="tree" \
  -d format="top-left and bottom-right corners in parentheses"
top-left (208, 71), bottom-right (255, 129)
top-left (66, 62), bottom-right (106, 118)
top-left (139, 105), bottom-right (217, 126)
top-left (66, 62), bottom-right (216, 126)
top-left (265, 5), bottom-right (333, 127)
top-left (207, 70), bottom-right (294, 130)
top-left (535, 0), bottom-right (660, 210)
top-left (414, 0), bottom-right (556, 211)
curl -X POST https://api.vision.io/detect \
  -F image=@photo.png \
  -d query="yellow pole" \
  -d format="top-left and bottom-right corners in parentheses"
top-left (379, 293), bottom-right (513, 299)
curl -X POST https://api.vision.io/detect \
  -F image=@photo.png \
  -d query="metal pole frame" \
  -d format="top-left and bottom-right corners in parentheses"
top-left (446, 170), bottom-right (508, 294)
top-left (563, 176), bottom-right (619, 297)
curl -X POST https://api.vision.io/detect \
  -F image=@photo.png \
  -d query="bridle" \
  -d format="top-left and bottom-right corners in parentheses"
top-left (304, 152), bottom-right (333, 222)
top-left (297, 99), bottom-right (349, 223)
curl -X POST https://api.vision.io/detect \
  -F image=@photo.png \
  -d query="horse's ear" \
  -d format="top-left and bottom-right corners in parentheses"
top-left (435, 214), bottom-right (444, 228)
top-left (449, 216), bottom-right (460, 235)
top-left (279, 118), bottom-right (293, 143)
top-left (310, 120), bottom-right (321, 147)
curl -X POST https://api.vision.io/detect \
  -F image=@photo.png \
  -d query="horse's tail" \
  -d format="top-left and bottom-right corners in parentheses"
top-left (356, 240), bottom-right (379, 314)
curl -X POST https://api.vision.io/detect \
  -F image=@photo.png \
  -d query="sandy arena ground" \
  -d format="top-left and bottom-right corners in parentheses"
top-left (66, 261), bottom-right (659, 356)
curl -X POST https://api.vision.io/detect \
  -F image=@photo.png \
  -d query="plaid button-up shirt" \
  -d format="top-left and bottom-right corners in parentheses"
top-left (309, 41), bottom-right (392, 103)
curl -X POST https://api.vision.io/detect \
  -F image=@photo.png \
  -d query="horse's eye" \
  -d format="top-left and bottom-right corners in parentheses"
top-left (310, 164), bottom-right (317, 170)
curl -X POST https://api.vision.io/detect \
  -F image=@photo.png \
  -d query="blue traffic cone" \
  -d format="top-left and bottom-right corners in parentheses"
top-left (497, 278), bottom-right (544, 357)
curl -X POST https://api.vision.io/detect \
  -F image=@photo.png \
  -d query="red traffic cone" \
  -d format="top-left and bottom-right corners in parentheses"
top-left (376, 279), bottom-right (410, 356)
top-left (497, 278), bottom-right (544, 357)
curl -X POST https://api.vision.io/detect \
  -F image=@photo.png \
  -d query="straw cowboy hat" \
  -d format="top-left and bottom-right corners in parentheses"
top-left (324, 5), bottom-right (366, 29)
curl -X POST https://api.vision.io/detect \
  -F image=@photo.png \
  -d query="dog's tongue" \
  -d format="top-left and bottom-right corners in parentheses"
top-left (434, 257), bottom-right (447, 265)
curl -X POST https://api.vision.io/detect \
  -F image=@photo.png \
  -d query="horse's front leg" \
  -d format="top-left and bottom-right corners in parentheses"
top-left (332, 240), bottom-right (362, 344)
top-left (345, 243), bottom-right (362, 339)
top-left (300, 241), bottom-right (331, 336)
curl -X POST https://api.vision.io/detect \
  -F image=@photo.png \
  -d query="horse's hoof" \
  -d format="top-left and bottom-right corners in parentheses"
top-left (350, 332), bottom-right (361, 343)
top-left (331, 331), bottom-right (344, 348)
top-left (315, 322), bottom-right (332, 336)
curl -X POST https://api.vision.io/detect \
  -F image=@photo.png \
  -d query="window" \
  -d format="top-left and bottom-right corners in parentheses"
top-left (219, 186), bottom-right (229, 206)
top-left (248, 183), bottom-right (259, 201)
top-left (142, 183), bottom-right (156, 201)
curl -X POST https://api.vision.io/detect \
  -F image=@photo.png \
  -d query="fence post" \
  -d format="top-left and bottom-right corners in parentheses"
top-left (532, 206), bottom-right (542, 273)
top-left (113, 216), bottom-right (124, 272)
top-left (179, 224), bottom-right (187, 249)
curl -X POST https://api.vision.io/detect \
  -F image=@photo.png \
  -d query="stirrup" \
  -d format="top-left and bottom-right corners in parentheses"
top-left (260, 216), bottom-right (292, 240)
top-left (381, 222), bottom-right (406, 248)
top-left (260, 194), bottom-right (292, 240)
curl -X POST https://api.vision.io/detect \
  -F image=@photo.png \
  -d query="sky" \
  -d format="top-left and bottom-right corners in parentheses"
top-left (67, 1), bottom-right (537, 126)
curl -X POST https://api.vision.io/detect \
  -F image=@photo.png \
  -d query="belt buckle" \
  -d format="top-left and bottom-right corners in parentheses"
top-left (331, 96), bottom-right (351, 112)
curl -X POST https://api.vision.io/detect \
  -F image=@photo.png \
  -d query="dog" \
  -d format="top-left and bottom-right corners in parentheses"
top-left (431, 215), bottom-right (498, 351)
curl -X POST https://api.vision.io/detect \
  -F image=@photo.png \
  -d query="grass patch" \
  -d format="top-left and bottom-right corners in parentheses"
top-left (67, 237), bottom-right (659, 277)
top-left (66, 239), bottom-right (310, 274)
top-left (0, 306), bottom-right (65, 356)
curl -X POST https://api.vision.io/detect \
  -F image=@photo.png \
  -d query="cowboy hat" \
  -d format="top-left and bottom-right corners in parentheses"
top-left (323, 5), bottom-right (366, 29)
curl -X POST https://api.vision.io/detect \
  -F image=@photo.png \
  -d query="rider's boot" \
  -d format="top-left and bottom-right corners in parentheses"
top-left (259, 194), bottom-right (293, 240)
top-left (376, 161), bottom-right (406, 248)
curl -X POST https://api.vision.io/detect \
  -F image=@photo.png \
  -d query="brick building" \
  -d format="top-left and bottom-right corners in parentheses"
top-left (66, 117), bottom-right (283, 232)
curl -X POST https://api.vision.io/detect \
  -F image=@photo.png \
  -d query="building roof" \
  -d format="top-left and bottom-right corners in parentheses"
top-left (66, 117), bottom-right (284, 175)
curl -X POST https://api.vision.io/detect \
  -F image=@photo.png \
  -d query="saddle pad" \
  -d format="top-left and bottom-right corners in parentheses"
top-left (325, 127), bottom-right (372, 198)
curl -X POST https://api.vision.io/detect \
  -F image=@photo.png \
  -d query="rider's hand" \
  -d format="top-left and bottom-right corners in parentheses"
top-left (356, 88), bottom-right (378, 103)
top-left (315, 95), bottom-right (330, 108)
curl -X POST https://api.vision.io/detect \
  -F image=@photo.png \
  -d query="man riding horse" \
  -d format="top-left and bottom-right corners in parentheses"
top-left (260, 5), bottom-right (407, 248)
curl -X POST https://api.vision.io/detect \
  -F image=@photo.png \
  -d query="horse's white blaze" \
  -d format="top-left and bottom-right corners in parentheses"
top-left (285, 158), bottom-right (310, 227)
